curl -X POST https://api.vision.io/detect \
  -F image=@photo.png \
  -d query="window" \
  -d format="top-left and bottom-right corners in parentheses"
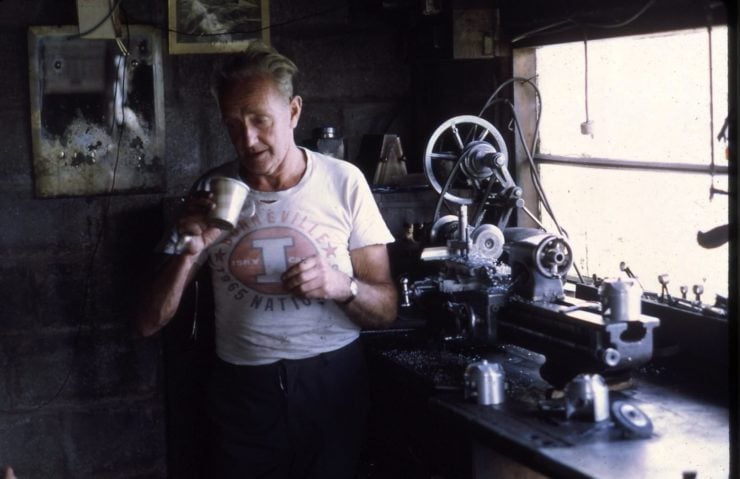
top-left (517, 27), bottom-right (729, 301)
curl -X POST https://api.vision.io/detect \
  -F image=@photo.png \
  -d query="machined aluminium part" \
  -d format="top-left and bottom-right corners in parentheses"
top-left (464, 360), bottom-right (506, 406)
top-left (611, 400), bottom-right (654, 438)
top-left (426, 215), bottom-right (505, 263)
top-left (470, 224), bottom-right (505, 261)
top-left (600, 278), bottom-right (643, 322)
top-left (564, 373), bottom-right (610, 422)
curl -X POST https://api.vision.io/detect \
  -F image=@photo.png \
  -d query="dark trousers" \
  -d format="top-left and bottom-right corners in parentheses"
top-left (206, 340), bottom-right (369, 479)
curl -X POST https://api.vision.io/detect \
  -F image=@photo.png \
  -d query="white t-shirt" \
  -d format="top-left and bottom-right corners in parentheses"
top-left (173, 149), bottom-right (394, 365)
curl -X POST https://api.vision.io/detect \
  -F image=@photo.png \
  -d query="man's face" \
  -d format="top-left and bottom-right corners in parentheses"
top-left (219, 74), bottom-right (302, 182)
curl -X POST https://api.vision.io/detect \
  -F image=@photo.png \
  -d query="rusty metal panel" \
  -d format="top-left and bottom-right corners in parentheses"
top-left (28, 26), bottom-right (165, 197)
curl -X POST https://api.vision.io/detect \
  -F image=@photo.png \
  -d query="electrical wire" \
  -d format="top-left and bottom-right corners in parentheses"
top-left (167, 4), bottom-right (349, 38)
top-left (477, 78), bottom-right (584, 282)
top-left (0, 22), bottom-right (131, 415)
top-left (428, 76), bottom-right (574, 270)
top-left (706, 20), bottom-right (717, 199)
top-left (118, 1), bottom-right (350, 43)
top-left (521, 205), bottom-right (548, 230)
top-left (505, 98), bottom-right (561, 233)
top-left (511, 0), bottom-right (656, 43)
top-left (506, 99), bottom-right (584, 281)
top-left (479, 77), bottom-right (541, 156)
top-left (511, 19), bottom-right (572, 44)
top-left (479, 78), bottom-right (560, 230)
top-left (67, 0), bottom-right (123, 40)
top-left (432, 151), bottom-right (466, 222)
top-left (580, 0), bottom-right (657, 30)
top-left (583, 34), bottom-right (590, 128)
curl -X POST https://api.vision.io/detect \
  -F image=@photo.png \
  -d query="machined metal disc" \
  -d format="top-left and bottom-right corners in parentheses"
top-left (470, 224), bottom-right (505, 260)
top-left (611, 400), bottom-right (653, 438)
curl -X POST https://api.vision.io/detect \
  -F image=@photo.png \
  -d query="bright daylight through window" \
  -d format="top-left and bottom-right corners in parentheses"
top-left (531, 27), bottom-right (729, 302)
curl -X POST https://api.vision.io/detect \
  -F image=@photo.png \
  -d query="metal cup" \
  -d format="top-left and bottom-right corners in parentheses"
top-left (208, 177), bottom-right (250, 230)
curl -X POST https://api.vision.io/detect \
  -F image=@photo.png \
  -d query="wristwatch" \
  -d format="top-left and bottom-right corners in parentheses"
top-left (339, 277), bottom-right (358, 305)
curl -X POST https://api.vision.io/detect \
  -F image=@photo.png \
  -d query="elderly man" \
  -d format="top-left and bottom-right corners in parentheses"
top-left (137, 42), bottom-right (397, 479)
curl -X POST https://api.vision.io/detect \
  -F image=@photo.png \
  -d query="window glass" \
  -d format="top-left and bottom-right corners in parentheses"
top-left (531, 28), bottom-right (729, 300)
top-left (536, 27), bottom-right (728, 165)
top-left (539, 165), bottom-right (728, 300)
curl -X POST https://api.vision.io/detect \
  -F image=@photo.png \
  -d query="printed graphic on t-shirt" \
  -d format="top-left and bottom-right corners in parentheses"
top-left (230, 226), bottom-right (318, 295)
top-left (209, 207), bottom-right (345, 313)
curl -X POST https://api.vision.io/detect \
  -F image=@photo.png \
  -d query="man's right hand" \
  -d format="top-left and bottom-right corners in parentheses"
top-left (135, 192), bottom-right (221, 336)
top-left (176, 191), bottom-right (223, 256)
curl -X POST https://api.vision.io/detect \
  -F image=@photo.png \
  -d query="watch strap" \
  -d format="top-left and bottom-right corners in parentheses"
top-left (339, 277), bottom-right (358, 305)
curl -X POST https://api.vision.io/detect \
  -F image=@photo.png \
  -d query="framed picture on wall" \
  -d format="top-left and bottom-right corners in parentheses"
top-left (168, 0), bottom-right (270, 54)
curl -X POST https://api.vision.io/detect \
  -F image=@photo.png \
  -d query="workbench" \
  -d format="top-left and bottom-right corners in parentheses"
top-left (361, 327), bottom-right (730, 479)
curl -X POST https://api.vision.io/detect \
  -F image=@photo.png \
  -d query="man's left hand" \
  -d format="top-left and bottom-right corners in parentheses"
top-left (281, 255), bottom-right (352, 301)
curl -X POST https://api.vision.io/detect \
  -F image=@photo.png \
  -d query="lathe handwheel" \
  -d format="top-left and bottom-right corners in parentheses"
top-left (534, 236), bottom-right (573, 279)
top-left (424, 115), bottom-right (509, 205)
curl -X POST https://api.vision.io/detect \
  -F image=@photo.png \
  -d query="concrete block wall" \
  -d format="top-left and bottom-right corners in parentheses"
top-left (0, 0), bottom-right (501, 477)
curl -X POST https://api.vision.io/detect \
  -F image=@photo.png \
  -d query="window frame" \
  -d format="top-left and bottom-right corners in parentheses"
top-left (512, 30), bottom-right (732, 292)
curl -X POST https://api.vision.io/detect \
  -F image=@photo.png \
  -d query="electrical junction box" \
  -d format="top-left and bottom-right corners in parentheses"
top-left (453, 9), bottom-right (495, 59)
top-left (76, 0), bottom-right (120, 39)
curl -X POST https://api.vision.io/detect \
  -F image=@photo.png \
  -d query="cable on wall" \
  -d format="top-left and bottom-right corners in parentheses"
top-left (581, 33), bottom-right (593, 137)
top-left (67, 0), bottom-right (124, 40)
top-left (160, 3), bottom-right (350, 38)
top-left (478, 78), bottom-right (585, 282)
top-left (511, 0), bottom-right (656, 44)
top-left (0, 20), bottom-right (131, 415)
